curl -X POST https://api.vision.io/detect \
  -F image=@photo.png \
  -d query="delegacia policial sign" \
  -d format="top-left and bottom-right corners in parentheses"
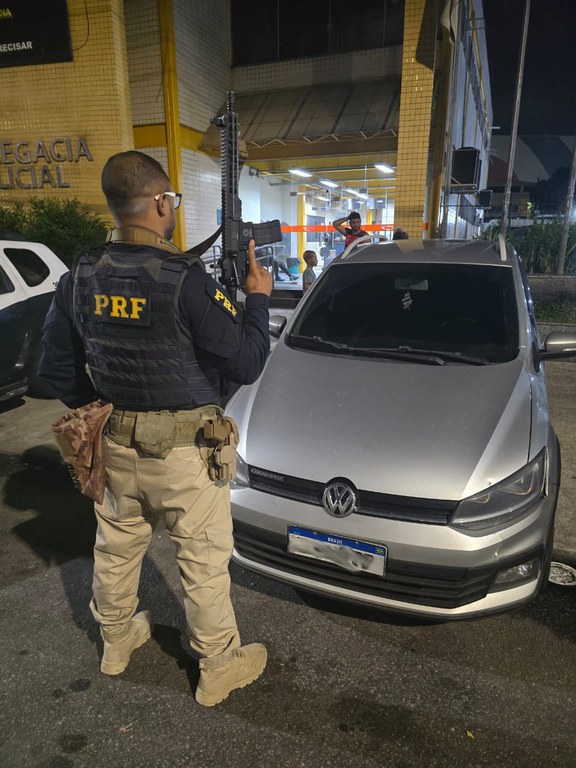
top-left (0, 137), bottom-right (93, 190)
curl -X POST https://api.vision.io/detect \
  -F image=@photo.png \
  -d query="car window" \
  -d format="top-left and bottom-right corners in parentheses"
top-left (4, 248), bottom-right (50, 287)
top-left (289, 262), bottom-right (520, 363)
top-left (0, 264), bottom-right (15, 295)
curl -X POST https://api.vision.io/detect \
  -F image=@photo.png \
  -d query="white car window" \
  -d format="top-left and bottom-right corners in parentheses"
top-left (4, 248), bottom-right (50, 287)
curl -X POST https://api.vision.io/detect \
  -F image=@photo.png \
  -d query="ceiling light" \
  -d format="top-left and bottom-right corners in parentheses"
top-left (374, 163), bottom-right (395, 174)
top-left (344, 188), bottom-right (357, 194)
top-left (315, 195), bottom-right (330, 202)
top-left (320, 179), bottom-right (338, 188)
top-left (290, 168), bottom-right (312, 178)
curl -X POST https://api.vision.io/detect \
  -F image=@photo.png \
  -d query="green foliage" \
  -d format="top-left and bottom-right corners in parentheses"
top-left (478, 221), bottom-right (576, 274)
top-left (0, 198), bottom-right (109, 267)
top-left (534, 298), bottom-right (576, 324)
top-left (0, 201), bottom-right (26, 235)
top-left (514, 221), bottom-right (565, 273)
top-left (476, 222), bottom-right (502, 242)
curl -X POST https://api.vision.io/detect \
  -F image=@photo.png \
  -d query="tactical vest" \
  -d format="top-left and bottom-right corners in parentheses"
top-left (73, 243), bottom-right (222, 410)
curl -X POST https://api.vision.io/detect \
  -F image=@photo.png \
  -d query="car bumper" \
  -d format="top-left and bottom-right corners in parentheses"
top-left (230, 486), bottom-right (556, 619)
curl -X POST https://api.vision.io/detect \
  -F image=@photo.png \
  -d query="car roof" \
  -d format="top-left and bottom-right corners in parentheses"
top-left (337, 238), bottom-right (515, 267)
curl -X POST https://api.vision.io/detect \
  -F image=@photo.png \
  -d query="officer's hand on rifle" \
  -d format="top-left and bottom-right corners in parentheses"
top-left (243, 239), bottom-right (273, 296)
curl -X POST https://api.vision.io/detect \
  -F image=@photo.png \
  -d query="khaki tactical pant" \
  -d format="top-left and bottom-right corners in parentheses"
top-left (89, 435), bottom-right (241, 658)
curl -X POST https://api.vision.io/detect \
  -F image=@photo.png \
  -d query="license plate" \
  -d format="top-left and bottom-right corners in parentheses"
top-left (287, 526), bottom-right (386, 577)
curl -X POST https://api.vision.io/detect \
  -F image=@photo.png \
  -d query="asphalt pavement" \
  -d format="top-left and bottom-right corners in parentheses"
top-left (0, 360), bottom-right (574, 768)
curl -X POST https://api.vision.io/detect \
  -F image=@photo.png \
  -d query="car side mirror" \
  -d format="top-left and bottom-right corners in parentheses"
top-left (536, 331), bottom-right (576, 363)
top-left (269, 314), bottom-right (287, 338)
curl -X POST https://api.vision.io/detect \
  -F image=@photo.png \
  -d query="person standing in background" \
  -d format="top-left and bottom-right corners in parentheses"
top-left (332, 211), bottom-right (369, 248)
top-left (302, 250), bottom-right (318, 293)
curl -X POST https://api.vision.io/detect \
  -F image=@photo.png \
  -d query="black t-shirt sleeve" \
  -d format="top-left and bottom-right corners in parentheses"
top-left (38, 272), bottom-right (98, 408)
top-left (178, 268), bottom-right (270, 384)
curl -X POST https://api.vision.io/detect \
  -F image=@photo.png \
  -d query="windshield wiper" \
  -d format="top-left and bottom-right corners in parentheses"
top-left (289, 336), bottom-right (446, 364)
top-left (289, 334), bottom-right (354, 353)
top-left (396, 346), bottom-right (490, 365)
top-left (288, 337), bottom-right (490, 365)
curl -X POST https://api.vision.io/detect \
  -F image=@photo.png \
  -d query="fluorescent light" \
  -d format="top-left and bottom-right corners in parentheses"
top-left (315, 195), bottom-right (330, 202)
top-left (374, 163), bottom-right (395, 174)
top-left (320, 179), bottom-right (338, 188)
top-left (345, 188), bottom-right (369, 200)
top-left (290, 168), bottom-right (312, 178)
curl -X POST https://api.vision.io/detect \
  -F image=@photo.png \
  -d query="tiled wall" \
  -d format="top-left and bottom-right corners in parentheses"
top-left (394, 0), bottom-right (436, 238)
top-left (232, 47), bottom-right (402, 93)
top-left (0, 0), bottom-right (132, 216)
top-left (125, 0), bottom-right (164, 126)
top-left (175, 0), bottom-right (229, 132)
top-left (181, 149), bottom-right (222, 246)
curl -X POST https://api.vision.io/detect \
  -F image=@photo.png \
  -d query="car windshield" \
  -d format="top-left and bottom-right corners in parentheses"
top-left (288, 262), bottom-right (519, 364)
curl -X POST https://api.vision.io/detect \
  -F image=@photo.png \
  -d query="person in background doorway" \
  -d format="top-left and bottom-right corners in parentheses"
top-left (273, 255), bottom-right (297, 282)
top-left (392, 227), bottom-right (409, 240)
top-left (302, 250), bottom-right (318, 293)
top-left (332, 211), bottom-right (369, 248)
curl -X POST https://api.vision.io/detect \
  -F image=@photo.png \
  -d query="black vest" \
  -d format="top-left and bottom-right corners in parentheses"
top-left (74, 244), bottom-right (222, 410)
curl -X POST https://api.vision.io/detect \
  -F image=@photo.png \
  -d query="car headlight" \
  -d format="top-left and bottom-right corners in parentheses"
top-left (451, 449), bottom-right (546, 531)
top-left (231, 452), bottom-right (250, 488)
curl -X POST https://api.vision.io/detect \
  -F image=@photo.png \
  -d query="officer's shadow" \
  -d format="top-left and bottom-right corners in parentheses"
top-left (4, 445), bottom-right (199, 693)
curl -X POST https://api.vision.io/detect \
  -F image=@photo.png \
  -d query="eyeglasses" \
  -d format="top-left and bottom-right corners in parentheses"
top-left (154, 191), bottom-right (182, 209)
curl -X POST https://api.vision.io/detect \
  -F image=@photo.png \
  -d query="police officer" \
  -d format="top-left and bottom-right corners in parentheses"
top-left (39, 150), bottom-right (273, 707)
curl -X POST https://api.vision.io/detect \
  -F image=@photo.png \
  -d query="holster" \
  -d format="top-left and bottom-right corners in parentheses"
top-left (51, 399), bottom-right (113, 505)
top-left (202, 414), bottom-right (240, 482)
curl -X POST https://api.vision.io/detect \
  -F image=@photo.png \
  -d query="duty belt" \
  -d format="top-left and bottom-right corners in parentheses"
top-left (107, 405), bottom-right (223, 458)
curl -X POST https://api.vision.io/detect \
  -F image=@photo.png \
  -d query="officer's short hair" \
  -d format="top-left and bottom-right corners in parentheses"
top-left (349, 211), bottom-right (361, 221)
top-left (102, 151), bottom-right (170, 215)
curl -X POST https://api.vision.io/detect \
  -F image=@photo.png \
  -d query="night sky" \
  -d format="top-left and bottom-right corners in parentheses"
top-left (482, 0), bottom-right (575, 135)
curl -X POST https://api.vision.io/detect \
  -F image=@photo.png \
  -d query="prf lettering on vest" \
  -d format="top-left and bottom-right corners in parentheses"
top-left (214, 288), bottom-right (238, 317)
top-left (94, 294), bottom-right (147, 319)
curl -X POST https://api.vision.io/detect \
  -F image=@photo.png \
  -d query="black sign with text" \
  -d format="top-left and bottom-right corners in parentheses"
top-left (0, 0), bottom-right (73, 69)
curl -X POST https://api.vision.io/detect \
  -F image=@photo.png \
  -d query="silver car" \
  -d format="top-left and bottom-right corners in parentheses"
top-left (226, 238), bottom-right (576, 619)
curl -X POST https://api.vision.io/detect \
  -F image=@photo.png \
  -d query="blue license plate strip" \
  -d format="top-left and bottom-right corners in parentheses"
top-left (287, 525), bottom-right (387, 576)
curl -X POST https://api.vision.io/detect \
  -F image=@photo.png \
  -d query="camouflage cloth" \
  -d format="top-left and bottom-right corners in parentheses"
top-left (51, 400), bottom-right (113, 504)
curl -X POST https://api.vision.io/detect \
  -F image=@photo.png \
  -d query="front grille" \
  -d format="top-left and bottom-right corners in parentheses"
top-left (248, 466), bottom-right (457, 525)
top-left (233, 520), bottom-right (501, 609)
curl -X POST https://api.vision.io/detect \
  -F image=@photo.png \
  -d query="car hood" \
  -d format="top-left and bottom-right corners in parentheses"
top-left (228, 343), bottom-right (533, 501)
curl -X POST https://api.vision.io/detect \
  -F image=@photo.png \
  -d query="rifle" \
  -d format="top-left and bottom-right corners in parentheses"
top-left (211, 91), bottom-right (283, 301)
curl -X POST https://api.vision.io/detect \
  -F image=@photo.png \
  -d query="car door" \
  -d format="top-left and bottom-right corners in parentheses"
top-left (0, 242), bottom-right (68, 395)
top-left (0, 261), bottom-right (29, 389)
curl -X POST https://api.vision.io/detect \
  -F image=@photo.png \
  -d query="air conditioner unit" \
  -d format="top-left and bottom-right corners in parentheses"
top-left (450, 147), bottom-right (480, 192)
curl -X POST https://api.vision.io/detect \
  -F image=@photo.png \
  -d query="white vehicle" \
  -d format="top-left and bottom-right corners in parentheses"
top-left (0, 238), bottom-right (68, 401)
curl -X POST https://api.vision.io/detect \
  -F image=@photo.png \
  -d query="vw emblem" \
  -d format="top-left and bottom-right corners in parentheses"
top-left (322, 480), bottom-right (358, 518)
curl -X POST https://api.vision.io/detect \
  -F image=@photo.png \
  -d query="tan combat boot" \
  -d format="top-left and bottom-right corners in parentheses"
top-left (195, 643), bottom-right (267, 706)
top-left (100, 611), bottom-right (154, 675)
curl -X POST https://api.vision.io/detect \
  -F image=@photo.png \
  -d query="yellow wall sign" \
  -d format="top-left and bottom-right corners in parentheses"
top-left (0, 137), bottom-right (93, 190)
